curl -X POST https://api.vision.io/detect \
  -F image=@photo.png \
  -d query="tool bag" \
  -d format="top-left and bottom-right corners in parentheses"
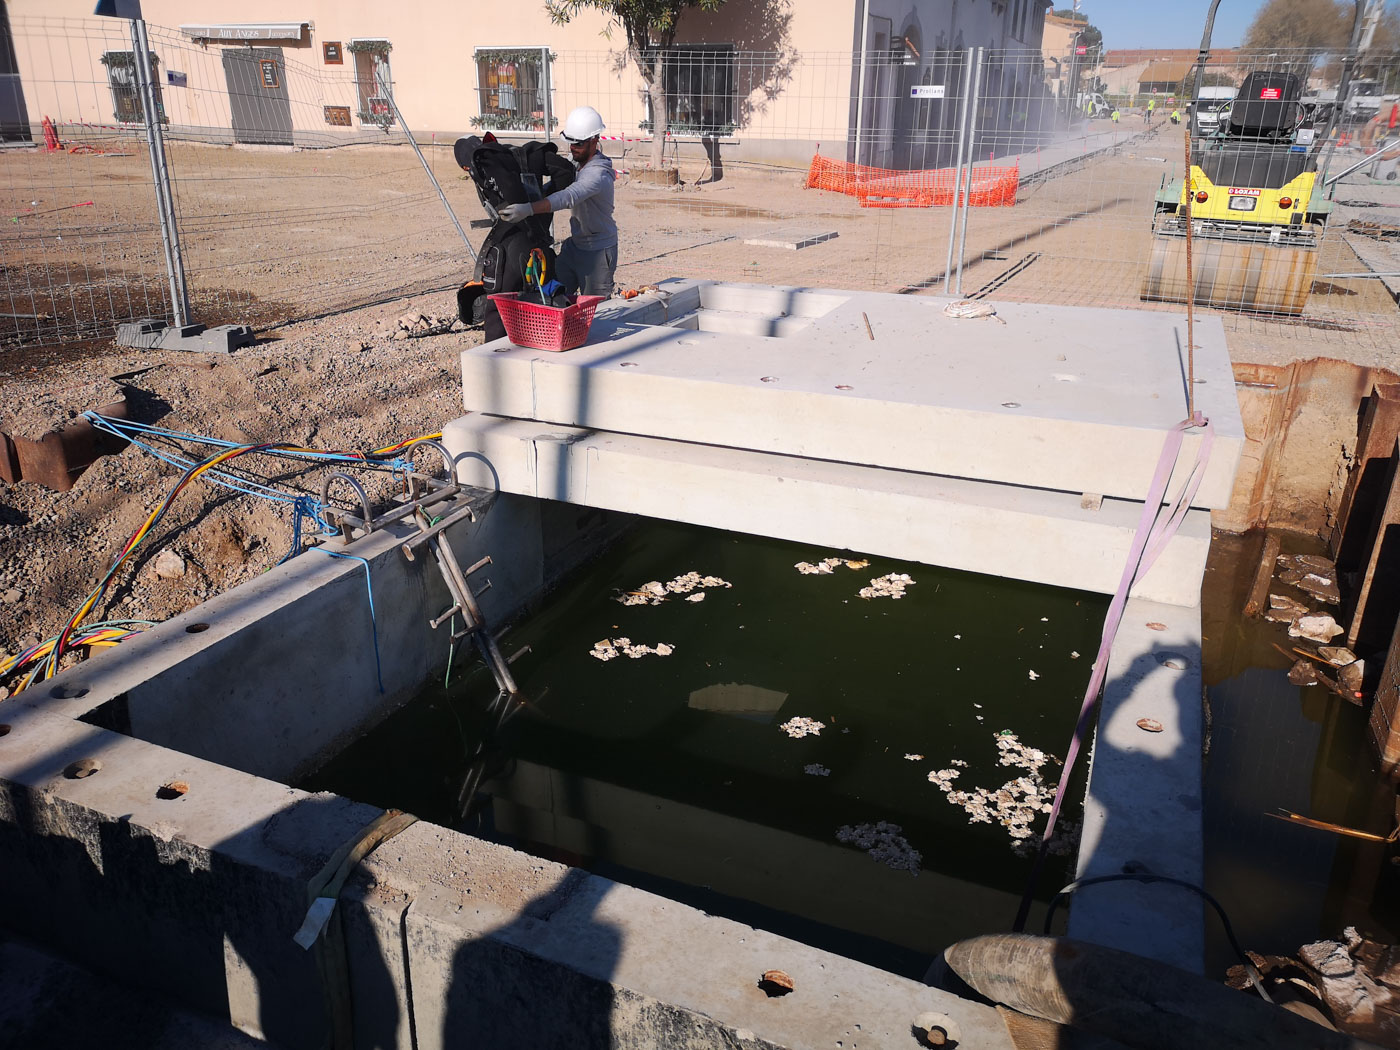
top-left (454, 133), bottom-right (575, 340)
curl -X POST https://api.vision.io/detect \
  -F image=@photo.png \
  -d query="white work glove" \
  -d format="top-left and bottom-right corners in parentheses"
top-left (497, 202), bottom-right (533, 224)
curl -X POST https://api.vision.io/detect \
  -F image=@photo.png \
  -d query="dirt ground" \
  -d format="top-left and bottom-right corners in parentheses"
top-left (2, 128), bottom-right (1398, 689)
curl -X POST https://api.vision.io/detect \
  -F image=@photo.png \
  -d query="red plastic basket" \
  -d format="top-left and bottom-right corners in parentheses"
top-left (488, 293), bottom-right (606, 352)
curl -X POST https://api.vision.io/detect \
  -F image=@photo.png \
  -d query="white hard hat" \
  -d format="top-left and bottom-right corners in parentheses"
top-left (562, 105), bottom-right (606, 142)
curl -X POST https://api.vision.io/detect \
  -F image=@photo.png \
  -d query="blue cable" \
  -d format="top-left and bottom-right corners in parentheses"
top-left (308, 548), bottom-right (385, 694)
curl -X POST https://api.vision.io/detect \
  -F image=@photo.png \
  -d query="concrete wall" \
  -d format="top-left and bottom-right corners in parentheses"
top-left (20, 489), bottom-right (626, 785)
top-left (0, 704), bottom-right (1017, 1050)
top-left (1217, 359), bottom-right (1400, 536)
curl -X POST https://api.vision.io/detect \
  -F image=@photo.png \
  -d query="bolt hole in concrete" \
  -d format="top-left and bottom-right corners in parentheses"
top-left (49, 684), bottom-right (88, 699)
top-left (1200, 530), bottom-right (1400, 978)
top-left (1001, 402), bottom-right (1020, 409)
top-left (63, 758), bottom-right (101, 779)
top-left (156, 780), bottom-right (189, 800)
top-left (619, 362), bottom-right (639, 367)
top-left (835, 385), bottom-right (854, 391)
top-left (305, 519), bottom-right (1107, 977)
top-left (0, 724), bottom-right (10, 737)
top-left (184, 623), bottom-right (210, 634)
top-left (760, 376), bottom-right (779, 383)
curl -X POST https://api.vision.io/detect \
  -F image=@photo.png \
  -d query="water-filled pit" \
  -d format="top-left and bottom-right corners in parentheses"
top-left (306, 517), bottom-right (1108, 977)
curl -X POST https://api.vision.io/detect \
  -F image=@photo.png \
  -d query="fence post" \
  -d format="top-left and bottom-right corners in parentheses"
top-left (944, 49), bottom-right (975, 295)
top-left (954, 48), bottom-right (985, 297)
top-left (383, 88), bottom-right (476, 262)
top-left (131, 16), bottom-right (191, 329)
top-left (540, 46), bottom-right (552, 141)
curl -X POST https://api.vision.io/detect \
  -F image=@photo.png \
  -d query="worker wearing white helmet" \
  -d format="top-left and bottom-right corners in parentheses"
top-left (498, 105), bottom-right (617, 297)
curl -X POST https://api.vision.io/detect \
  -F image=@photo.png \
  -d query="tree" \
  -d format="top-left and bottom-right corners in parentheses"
top-left (1052, 9), bottom-right (1103, 51)
top-left (546, 0), bottom-right (727, 170)
top-left (1244, 0), bottom-right (1350, 54)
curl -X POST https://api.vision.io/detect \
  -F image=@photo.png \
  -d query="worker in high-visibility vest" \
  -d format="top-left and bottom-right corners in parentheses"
top-left (1170, 108), bottom-right (1181, 125)
top-left (1111, 107), bottom-right (1120, 123)
top-left (1146, 97), bottom-right (1157, 124)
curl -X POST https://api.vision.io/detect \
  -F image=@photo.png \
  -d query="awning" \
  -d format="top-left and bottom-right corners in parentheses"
top-left (180, 22), bottom-right (309, 42)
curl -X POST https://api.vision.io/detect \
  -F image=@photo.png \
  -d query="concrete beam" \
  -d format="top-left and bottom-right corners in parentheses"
top-left (342, 822), bottom-right (1018, 1050)
top-left (443, 414), bottom-right (1212, 607)
top-left (1068, 599), bottom-right (1205, 974)
top-left (462, 280), bottom-right (1244, 509)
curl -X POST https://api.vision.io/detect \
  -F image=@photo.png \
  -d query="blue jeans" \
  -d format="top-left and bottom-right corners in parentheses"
top-left (557, 240), bottom-right (617, 297)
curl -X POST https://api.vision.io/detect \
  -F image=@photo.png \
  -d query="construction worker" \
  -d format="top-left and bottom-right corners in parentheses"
top-left (1146, 97), bottom-right (1156, 124)
top-left (1170, 107), bottom-right (1181, 125)
top-left (498, 105), bottom-right (617, 297)
top-left (1111, 106), bottom-right (1120, 123)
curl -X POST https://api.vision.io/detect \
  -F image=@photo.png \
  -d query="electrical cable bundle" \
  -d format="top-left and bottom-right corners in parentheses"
top-left (1, 416), bottom-right (443, 695)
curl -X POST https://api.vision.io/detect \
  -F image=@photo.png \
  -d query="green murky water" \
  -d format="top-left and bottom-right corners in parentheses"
top-left (305, 519), bottom-right (1107, 976)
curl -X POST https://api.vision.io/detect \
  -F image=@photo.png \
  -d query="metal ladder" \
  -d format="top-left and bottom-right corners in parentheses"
top-left (402, 504), bottom-right (521, 701)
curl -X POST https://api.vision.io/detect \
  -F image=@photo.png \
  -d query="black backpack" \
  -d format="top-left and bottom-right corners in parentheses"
top-left (454, 134), bottom-right (575, 340)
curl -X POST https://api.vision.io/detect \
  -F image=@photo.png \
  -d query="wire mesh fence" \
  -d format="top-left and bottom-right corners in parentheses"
top-left (4, 24), bottom-right (1399, 362)
top-left (2, 15), bottom-right (477, 363)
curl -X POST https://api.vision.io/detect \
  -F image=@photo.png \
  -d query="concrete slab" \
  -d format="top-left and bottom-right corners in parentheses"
top-left (741, 227), bottom-right (839, 250)
top-left (347, 822), bottom-right (1018, 1050)
top-left (443, 413), bottom-right (1213, 606)
top-left (460, 280), bottom-right (1244, 509)
top-left (1068, 598), bottom-right (1205, 974)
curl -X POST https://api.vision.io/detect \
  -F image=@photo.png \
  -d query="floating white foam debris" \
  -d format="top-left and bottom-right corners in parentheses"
top-left (858, 573), bottom-right (915, 600)
top-left (927, 768), bottom-right (962, 790)
top-left (845, 559), bottom-right (870, 570)
top-left (590, 637), bottom-right (675, 660)
top-left (1028, 670), bottom-right (1040, 680)
top-left (904, 753), bottom-right (924, 761)
top-left (1070, 651), bottom-right (1080, 659)
top-left (616, 571), bottom-right (731, 604)
top-left (1040, 617), bottom-right (1049, 622)
top-left (973, 703), bottom-right (983, 709)
top-left (836, 821), bottom-right (921, 875)
top-left (780, 716), bottom-right (826, 738)
top-left (950, 759), bottom-right (968, 768)
top-left (795, 556), bottom-right (871, 576)
top-left (933, 732), bottom-right (1077, 856)
top-left (804, 763), bottom-right (831, 777)
top-left (954, 634), bottom-right (961, 640)
top-left (685, 593), bottom-right (706, 603)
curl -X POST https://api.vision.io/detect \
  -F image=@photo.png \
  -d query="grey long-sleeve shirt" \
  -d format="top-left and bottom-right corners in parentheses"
top-left (545, 151), bottom-right (617, 252)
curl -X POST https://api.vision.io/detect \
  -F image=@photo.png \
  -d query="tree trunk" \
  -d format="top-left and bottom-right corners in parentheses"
top-left (649, 47), bottom-right (668, 171)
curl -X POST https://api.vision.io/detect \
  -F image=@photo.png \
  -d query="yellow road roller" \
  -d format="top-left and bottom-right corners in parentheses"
top-left (1142, 70), bottom-right (1334, 316)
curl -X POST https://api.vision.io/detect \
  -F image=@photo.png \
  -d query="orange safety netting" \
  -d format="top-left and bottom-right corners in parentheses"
top-left (805, 153), bottom-right (1019, 208)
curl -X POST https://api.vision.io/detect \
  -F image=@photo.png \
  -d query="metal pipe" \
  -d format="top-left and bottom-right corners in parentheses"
top-left (1190, 0), bottom-right (1225, 109)
top-left (131, 18), bottom-right (191, 328)
top-left (954, 48), bottom-right (985, 297)
top-left (384, 87), bottom-right (476, 262)
top-left (1325, 135), bottom-right (1400, 184)
top-left (943, 49), bottom-right (975, 294)
top-left (540, 46), bottom-right (553, 139)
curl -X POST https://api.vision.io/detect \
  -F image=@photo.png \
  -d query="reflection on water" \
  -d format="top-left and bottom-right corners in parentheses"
top-left (305, 519), bottom-right (1107, 976)
top-left (1202, 531), bottom-right (1400, 976)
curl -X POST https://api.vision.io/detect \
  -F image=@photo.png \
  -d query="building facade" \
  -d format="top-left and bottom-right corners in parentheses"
top-left (7, 0), bottom-right (1050, 167)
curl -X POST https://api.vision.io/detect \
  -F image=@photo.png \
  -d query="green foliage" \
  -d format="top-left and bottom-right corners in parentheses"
top-left (346, 39), bottom-right (392, 54)
top-left (475, 48), bottom-right (557, 65)
top-left (545, 0), bottom-right (727, 54)
top-left (1243, 0), bottom-right (1349, 51)
top-left (470, 113), bottom-right (559, 131)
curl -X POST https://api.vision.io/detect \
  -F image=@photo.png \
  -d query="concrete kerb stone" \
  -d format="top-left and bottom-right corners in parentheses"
top-left (343, 822), bottom-right (1018, 1050)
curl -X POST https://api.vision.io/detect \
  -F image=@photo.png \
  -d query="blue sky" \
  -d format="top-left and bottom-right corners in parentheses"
top-left (1086, 1), bottom-right (1267, 50)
